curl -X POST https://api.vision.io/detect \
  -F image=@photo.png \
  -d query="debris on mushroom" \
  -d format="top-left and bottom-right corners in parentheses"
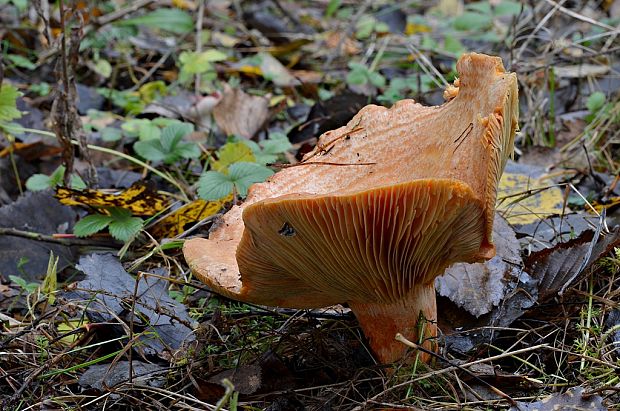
top-left (184, 53), bottom-right (519, 364)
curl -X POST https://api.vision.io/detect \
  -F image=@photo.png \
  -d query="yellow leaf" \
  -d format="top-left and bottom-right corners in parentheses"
top-left (497, 167), bottom-right (565, 225)
top-left (149, 195), bottom-right (232, 238)
top-left (55, 182), bottom-right (169, 216)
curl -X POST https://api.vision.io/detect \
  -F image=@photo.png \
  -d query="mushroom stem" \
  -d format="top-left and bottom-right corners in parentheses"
top-left (349, 283), bottom-right (437, 364)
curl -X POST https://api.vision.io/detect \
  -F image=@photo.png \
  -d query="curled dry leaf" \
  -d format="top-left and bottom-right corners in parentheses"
top-left (436, 215), bottom-right (522, 317)
top-left (525, 225), bottom-right (620, 300)
top-left (213, 84), bottom-right (270, 139)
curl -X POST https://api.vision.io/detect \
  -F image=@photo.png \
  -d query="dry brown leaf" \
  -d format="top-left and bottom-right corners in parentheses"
top-left (213, 84), bottom-right (270, 139)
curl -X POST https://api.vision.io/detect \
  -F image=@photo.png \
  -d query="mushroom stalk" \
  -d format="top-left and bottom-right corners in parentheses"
top-left (350, 283), bottom-right (437, 364)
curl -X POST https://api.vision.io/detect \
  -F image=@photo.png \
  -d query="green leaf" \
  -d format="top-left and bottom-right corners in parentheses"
top-left (346, 69), bottom-right (368, 85)
top-left (453, 12), bottom-right (493, 31)
top-left (101, 127), bottom-right (123, 142)
top-left (93, 58), bottom-right (112, 78)
top-left (228, 162), bottom-right (274, 197)
top-left (25, 174), bottom-right (52, 191)
top-left (134, 140), bottom-right (166, 162)
top-left (161, 122), bottom-right (194, 152)
top-left (49, 165), bottom-right (66, 186)
top-left (108, 214), bottom-right (143, 242)
top-left (173, 142), bottom-right (201, 160)
top-left (74, 214), bottom-right (113, 238)
top-left (368, 71), bottom-right (386, 88)
top-left (587, 91), bottom-right (606, 112)
top-left (179, 50), bottom-right (228, 74)
top-left (261, 136), bottom-right (292, 155)
top-left (70, 175), bottom-right (87, 190)
top-left (355, 15), bottom-right (376, 39)
top-left (116, 8), bottom-right (194, 34)
top-left (444, 34), bottom-right (465, 54)
top-left (325, 0), bottom-right (341, 18)
top-left (198, 171), bottom-right (234, 200)
top-left (6, 54), bottom-right (36, 70)
top-left (494, 0), bottom-right (523, 16)
top-left (211, 142), bottom-right (256, 172)
top-left (0, 84), bottom-right (22, 123)
top-left (139, 120), bottom-right (161, 141)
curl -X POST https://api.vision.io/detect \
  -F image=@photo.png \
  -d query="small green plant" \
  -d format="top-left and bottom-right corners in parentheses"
top-left (133, 122), bottom-right (200, 164)
top-left (9, 274), bottom-right (39, 294)
top-left (97, 81), bottom-right (167, 115)
top-left (346, 62), bottom-right (386, 89)
top-left (0, 83), bottom-right (22, 133)
top-left (585, 91), bottom-right (609, 123)
top-left (25, 165), bottom-right (86, 191)
top-left (355, 14), bottom-right (389, 39)
top-left (198, 162), bottom-right (273, 201)
top-left (242, 132), bottom-right (293, 164)
top-left (73, 207), bottom-right (143, 242)
top-left (177, 49), bottom-right (228, 84)
top-left (452, 1), bottom-right (524, 42)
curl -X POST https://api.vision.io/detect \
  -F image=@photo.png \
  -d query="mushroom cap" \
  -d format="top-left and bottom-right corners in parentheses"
top-left (184, 52), bottom-right (519, 309)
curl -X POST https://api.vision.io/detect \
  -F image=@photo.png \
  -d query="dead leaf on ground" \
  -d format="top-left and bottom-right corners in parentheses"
top-left (63, 253), bottom-right (195, 358)
top-left (213, 84), bottom-right (270, 139)
top-left (509, 386), bottom-right (606, 411)
top-left (497, 161), bottom-right (566, 225)
top-left (79, 360), bottom-right (167, 391)
top-left (436, 216), bottom-right (523, 317)
top-left (148, 195), bottom-right (232, 238)
top-left (55, 181), bottom-right (169, 216)
top-left (324, 31), bottom-right (361, 55)
top-left (515, 213), bottom-right (601, 252)
top-left (0, 190), bottom-right (77, 282)
top-left (525, 226), bottom-right (620, 300)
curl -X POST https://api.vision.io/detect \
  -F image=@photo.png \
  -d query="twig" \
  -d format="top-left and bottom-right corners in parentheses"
top-left (0, 227), bottom-right (119, 247)
top-left (194, 0), bottom-right (206, 94)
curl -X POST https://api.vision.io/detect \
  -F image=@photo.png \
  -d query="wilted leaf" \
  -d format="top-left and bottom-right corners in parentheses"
top-left (55, 181), bottom-right (169, 216)
top-left (149, 195), bottom-right (232, 238)
top-left (0, 191), bottom-right (77, 282)
top-left (64, 254), bottom-right (195, 357)
top-left (436, 216), bottom-right (522, 317)
top-left (497, 161), bottom-right (565, 225)
top-left (79, 361), bottom-right (167, 391)
top-left (525, 226), bottom-right (620, 299)
top-left (213, 84), bottom-right (270, 139)
top-left (509, 386), bottom-right (605, 411)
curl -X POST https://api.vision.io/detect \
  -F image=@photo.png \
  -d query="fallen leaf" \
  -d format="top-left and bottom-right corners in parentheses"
top-left (436, 215), bottom-right (522, 317)
top-left (79, 360), bottom-right (167, 391)
top-left (55, 181), bottom-right (169, 216)
top-left (525, 226), bottom-right (620, 299)
top-left (0, 190), bottom-right (77, 282)
top-left (63, 254), bottom-right (195, 357)
top-left (515, 213), bottom-right (601, 252)
top-left (497, 161), bottom-right (566, 225)
top-left (149, 195), bottom-right (232, 238)
top-left (509, 386), bottom-right (606, 411)
top-left (554, 64), bottom-right (610, 78)
top-left (213, 84), bottom-right (270, 139)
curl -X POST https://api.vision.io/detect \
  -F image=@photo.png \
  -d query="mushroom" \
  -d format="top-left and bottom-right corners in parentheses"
top-left (184, 53), bottom-right (519, 363)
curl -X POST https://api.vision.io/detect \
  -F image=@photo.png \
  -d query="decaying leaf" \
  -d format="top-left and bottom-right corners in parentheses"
top-left (149, 195), bottom-right (232, 238)
top-left (497, 161), bottom-right (565, 225)
top-left (525, 226), bottom-right (620, 299)
top-left (79, 360), bottom-right (167, 391)
top-left (509, 386), bottom-right (606, 411)
top-left (515, 213), bottom-right (601, 252)
top-left (0, 191), bottom-right (77, 282)
top-left (55, 181), bottom-right (169, 216)
top-left (63, 253), bottom-right (195, 357)
top-left (436, 215), bottom-right (522, 317)
top-left (212, 84), bottom-right (270, 139)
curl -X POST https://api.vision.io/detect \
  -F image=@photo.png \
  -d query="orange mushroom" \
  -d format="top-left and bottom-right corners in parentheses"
top-left (184, 53), bottom-right (519, 363)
